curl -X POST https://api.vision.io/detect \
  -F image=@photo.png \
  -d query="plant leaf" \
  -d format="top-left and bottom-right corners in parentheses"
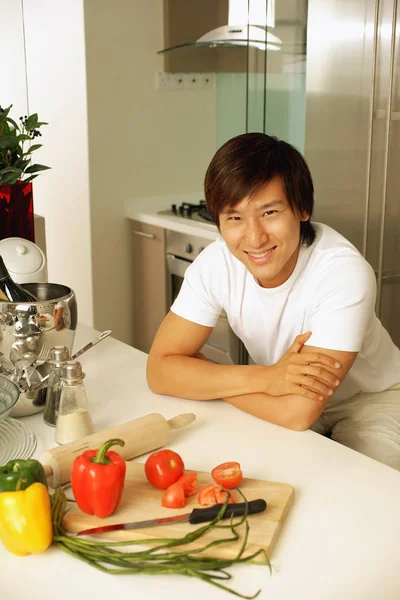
top-left (14, 158), bottom-right (31, 170)
top-left (25, 113), bottom-right (38, 130)
top-left (0, 167), bottom-right (23, 175)
top-left (25, 163), bottom-right (51, 174)
top-left (16, 134), bottom-right (31, 142)
top-left (6, 117), bottom-right (20, 129)
top-left (35, 121), bottom-right (48, 127)
top-left (24, 144), bottom-right (42, 154)
top-left (0, 135), bottom-right (20, 150)
top-left (0, 105), bottom-right (12, 120)
top-left (0, 171), bottom-right (21, 185)
top-left (22, 174), bottom-right (39, 184)
top-left (0, 135), bottom-right (18, 150)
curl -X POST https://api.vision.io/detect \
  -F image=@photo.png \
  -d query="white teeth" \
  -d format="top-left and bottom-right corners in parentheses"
top-left (248, 248), bottom-right (274, 258)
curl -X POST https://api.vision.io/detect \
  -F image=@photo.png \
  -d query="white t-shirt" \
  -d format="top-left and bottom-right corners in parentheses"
top-left (171, 223), bottom-right (400, 401)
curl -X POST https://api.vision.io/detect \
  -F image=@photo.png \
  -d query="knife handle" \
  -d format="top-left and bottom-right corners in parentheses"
top-left (189, 498), bottom-right (267, 524)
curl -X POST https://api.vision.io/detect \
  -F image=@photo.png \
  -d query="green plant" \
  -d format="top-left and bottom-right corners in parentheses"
top-left (0, 104), bottom-right (50, 186)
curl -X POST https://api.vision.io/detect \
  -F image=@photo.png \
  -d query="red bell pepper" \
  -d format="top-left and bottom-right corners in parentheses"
top-left (71, 438), bottom-right (126, 518)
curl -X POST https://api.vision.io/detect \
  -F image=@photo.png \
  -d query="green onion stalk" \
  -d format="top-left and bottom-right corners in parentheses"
top-left (50, 487), bottom-right (271, 599)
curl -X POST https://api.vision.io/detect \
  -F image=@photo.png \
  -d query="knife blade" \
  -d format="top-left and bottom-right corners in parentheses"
top-left (77, 498), bottom-right (267, 536)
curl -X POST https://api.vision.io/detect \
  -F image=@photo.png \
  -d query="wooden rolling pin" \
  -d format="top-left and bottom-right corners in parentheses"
top-left (39, 412), bottom-right (196, 488)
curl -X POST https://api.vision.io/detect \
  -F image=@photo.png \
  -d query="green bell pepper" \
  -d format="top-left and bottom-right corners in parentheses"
top-left (0, 459), bottom-right (48, 492)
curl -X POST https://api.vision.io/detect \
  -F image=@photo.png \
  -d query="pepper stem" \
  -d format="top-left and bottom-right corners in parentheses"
top-left (16, 476), bottom-right (28, 491)
top-left (91, 439), bottom-right (125, 465)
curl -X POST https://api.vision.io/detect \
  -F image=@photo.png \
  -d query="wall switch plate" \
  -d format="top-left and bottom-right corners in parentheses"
top-left (155, 72), bottom-right (171, 91)
top-left (197, 73), bottom-right (215, 90)
top-left (155, 72), bottom-right (215, 92)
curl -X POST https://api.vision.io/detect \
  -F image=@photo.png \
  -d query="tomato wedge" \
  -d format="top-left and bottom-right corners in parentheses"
top-left (161, 481), bottom-right (186, 508)
top-left (198, 484), bottom-right (235, 506)
top-left (178, 472), bottom-right (197, 497)
top-left (211, 462), bottom-right (243, 489)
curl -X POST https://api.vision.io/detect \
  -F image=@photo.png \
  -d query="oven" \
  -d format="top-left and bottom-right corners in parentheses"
top-left (165, 229), bottom-right (247, 365)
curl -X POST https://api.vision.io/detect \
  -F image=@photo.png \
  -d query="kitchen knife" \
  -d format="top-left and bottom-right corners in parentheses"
top-left (77, 498), bottom-right (267, 536)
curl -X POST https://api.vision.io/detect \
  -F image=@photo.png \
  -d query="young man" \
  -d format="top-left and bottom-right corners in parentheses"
top-left (147, 133), bottom-right (400, 470)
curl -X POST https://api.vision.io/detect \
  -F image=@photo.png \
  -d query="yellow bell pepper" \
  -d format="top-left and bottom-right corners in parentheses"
top-left (0, 481), bottom-right (53, 556)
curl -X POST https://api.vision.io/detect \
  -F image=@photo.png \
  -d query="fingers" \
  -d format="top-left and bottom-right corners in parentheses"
top-left (294, 352), bottom-right (341, 370)
top-left (289, 331), bottom-right (312, 354)
top-left (297, 375), bottom-right (336, 397)
top-left (293, 384), bottom-right (325, 402)
top-left (303, 365), bottom-right (341, 389)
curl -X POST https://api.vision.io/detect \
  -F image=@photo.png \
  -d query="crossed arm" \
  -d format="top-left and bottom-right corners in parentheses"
top-left (146, 312), bottom-right (357, 431)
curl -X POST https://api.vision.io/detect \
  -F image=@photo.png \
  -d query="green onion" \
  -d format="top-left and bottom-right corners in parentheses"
top-left (50, 487), bottom-right (271, 599)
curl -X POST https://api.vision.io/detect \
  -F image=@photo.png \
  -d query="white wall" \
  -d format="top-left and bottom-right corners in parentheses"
top-left (1, 1), bottom-right (28, 117)
top-left (22, 0), bottom-right (94, 327)
top-left (83, 0), bottom-right (216, 344)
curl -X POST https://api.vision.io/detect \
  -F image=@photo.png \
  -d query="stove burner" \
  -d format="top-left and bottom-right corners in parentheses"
top-left (169, 200), bottom-right (213, 222)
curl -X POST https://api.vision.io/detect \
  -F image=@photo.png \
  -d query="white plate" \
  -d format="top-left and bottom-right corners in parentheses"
top-left (0, 417), bottom-right (37, 463)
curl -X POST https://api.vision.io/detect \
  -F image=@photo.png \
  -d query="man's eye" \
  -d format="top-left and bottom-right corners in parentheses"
top-left (228, 215), bottom-right (241, 221)
top-left (264, 210), bottom-right (277, 216)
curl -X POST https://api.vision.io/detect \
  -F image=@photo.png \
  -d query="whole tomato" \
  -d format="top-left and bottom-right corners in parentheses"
top-left (144, 449), bottom-right (184, 489)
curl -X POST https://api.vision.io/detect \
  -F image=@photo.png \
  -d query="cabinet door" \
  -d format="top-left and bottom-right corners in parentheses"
top-left (132, 221), bottom-right (167, 353)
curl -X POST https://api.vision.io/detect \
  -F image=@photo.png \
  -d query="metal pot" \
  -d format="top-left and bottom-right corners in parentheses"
top-left (0, 283), bottom-right (77, 417)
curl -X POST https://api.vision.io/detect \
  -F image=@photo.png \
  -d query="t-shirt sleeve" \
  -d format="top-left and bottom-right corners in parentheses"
top-left (170, 244), bottom-right (225, 327)
top-left (304, 253), bottom-right (377, 352)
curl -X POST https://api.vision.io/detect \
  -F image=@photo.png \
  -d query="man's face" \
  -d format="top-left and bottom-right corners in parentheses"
top-left (219, 175), bottom-right (308, 288)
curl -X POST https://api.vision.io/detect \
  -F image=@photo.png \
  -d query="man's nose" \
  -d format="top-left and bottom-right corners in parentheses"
top-left (245, 220), bottom-right (268, 248)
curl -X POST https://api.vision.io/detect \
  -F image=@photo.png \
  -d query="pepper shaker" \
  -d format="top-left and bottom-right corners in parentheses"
top-left (43, 345), bottom-right (70, 426)
top-left (55, 360), bottom-right (95, 444)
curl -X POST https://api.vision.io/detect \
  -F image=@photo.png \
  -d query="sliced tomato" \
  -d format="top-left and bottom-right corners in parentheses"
top-left (198, 484), bottom-right (235, 506)
top-left (178, 472), bottom-right (197, 497)
top-left (161, 481), bottom-right (186, 509)
top-left (215, 488), bottom-right (236, 504)
top-left (211, 462), bottom-right (243, 489)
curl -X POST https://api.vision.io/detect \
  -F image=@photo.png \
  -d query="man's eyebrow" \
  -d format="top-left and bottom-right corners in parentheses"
top-left (221, 199), bottom-right (285, 215)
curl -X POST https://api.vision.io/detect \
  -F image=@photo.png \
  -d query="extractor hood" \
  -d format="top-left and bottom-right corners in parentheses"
top-left (158, 0), bottom-right (282, 55)
top-left (158, 24), bottom-right (281, 55)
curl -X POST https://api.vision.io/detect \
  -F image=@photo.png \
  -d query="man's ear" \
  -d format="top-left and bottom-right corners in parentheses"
top-left (301, 211), bottom-right (310, 222)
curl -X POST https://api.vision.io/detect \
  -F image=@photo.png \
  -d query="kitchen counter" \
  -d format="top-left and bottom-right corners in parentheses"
top-left (2, 323), bottom-right (400, 600)
top-left (125, 193), bottom-right (219, 241)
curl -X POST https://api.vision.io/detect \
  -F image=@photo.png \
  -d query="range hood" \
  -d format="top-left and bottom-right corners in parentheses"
top-left (158, 23), bottom-right (281, 55)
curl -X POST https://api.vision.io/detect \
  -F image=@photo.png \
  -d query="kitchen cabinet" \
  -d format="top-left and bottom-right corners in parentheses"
top-left (132, 220), bottom-right (167, 353)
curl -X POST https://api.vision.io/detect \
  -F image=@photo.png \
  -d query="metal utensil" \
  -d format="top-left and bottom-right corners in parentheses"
top-left (77, 499), bottom-right (267, 536)
top-left (71, 330), bottom-right (112, 360)
top-left (31, 330), bottom-right (112, 391)
top-left (34, 339), bottom-right (52, 366)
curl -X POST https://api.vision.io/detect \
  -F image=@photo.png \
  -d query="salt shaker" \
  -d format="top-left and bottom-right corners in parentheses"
top-left (43, 345), bottom-right (70, 426)
top-left (55, 360), bottom-right (95, 444)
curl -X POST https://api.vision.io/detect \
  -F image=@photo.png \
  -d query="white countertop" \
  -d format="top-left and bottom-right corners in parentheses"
top-left (125, 193), bottom-right (219, 241)
top-left (2, 323), bottom-right (400, 600)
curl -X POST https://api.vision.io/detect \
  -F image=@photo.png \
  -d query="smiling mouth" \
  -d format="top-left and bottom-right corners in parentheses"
top-left (246, 246), bottom-right (277, 259)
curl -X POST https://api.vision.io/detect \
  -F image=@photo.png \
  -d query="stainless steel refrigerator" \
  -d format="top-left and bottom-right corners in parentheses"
top-left (305, 0), bottom-right (400, 347)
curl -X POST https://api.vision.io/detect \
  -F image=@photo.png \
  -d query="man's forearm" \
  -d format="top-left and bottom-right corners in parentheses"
top-left (223, 391), bottom-right (328, 431)
top-left (146, 354), bottom-right (267, 400)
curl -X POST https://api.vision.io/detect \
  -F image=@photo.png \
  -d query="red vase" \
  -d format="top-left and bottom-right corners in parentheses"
top-left (0, 181), bottom-right (35, 242)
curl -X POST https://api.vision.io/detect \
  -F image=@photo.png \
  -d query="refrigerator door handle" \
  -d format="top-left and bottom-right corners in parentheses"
top-left (375, 0), bottom-right (399, 316)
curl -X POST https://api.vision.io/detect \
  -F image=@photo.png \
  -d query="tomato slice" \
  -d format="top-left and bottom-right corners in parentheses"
top-left (161, 481), bottom-right (186, 508)
top-left (198, 484), bottom-right (235, 506)
top-left (178, 472), bottom-right (197, 497)
top-left (215, 488), bottom-right (236, 504)
top-left (211, 462), bottom-right (243, 489)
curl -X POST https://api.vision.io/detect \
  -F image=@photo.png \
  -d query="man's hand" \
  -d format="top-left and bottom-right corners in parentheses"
top-left (264, 332), bottom-right (342, 401)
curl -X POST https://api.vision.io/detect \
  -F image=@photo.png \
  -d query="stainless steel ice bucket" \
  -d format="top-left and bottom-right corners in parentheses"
top-left (0, 283), bottom-right (77, 417)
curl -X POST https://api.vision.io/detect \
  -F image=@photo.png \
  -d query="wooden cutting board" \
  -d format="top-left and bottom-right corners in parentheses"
top-left (63, 462), bottom-right (294, 561)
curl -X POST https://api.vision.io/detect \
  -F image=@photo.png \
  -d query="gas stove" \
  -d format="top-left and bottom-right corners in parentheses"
top-left (158, 200), bottom-right (214, 224)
